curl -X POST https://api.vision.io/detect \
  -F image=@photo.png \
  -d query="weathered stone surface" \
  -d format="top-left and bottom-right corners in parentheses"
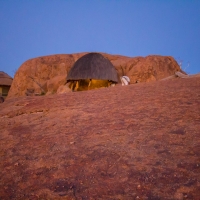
top-left (7, 54), bottom-right (77, 98)
top-left (7, 53), bottom-right (182, 99)
top-left (46, 75), bottom-right (67, 95)
top-left (1, 77), bottom-right (200, 199)
top-left (57, 83), bottom-right (72, 94)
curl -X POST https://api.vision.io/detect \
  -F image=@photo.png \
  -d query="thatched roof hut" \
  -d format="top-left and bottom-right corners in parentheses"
top-left (67, 53), bottom-right (118, 83)
top-left (0, 71), bottom-right (13, 98)
top-left (0, 71), bottom-right (13, 86)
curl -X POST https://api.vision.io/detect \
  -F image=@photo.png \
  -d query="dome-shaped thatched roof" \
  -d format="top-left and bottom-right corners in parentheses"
top-left (0, 71), bottom-right (13, 86)
top-left (67, 53), bottom-right (118, 83)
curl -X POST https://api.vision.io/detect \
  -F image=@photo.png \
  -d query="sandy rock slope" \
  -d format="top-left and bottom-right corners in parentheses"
top-left (0, 77), bottom-right (200, 199)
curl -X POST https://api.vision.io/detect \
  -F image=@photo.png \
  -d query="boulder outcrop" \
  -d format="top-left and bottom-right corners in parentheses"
top-left (7, 53), bottom-right (182, 99)
top-left (1, 77), bottom-right (200, 199)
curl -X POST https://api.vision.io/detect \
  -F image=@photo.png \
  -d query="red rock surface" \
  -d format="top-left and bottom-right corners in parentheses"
top-left (1, 77), bottom-right (200, 199)
top-left (7, 53), bottom-right (182, 99)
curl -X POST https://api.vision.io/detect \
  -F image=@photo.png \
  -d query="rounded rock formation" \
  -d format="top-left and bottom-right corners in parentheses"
top-left (7, 53), bottom-right (183, 99)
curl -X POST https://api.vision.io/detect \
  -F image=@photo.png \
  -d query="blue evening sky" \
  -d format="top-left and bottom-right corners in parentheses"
top-left (0, 0), bottom-right (200, 77)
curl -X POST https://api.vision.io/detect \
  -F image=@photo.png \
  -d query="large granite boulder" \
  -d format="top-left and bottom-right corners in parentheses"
top-left (1, 77), bottom-right (200, 199)
top-left (7, 53), bottom-right (182, 99)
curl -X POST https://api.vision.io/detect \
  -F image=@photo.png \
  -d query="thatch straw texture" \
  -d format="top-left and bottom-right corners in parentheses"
top-left (0, 71), bottom-right (13, 86)
top-left (67, 53), bottom-right (118, 82)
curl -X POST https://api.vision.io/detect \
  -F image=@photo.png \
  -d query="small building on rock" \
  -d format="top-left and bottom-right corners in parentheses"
top-left (0, 71), bottom-right (13, 99)
top-left (66, 53), bottom-right (119, 91)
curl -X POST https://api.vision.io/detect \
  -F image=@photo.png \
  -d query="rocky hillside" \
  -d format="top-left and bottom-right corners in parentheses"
top-left (7, 53), bottom-right (182, 98)
top-left (1, 77), bottom-right (200, 199)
